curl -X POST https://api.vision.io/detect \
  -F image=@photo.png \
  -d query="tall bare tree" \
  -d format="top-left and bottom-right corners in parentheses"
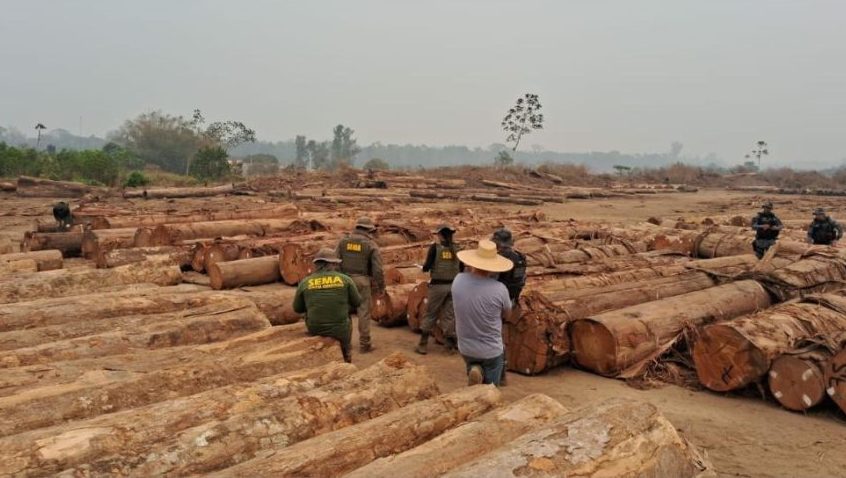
top-left (501, 93), bottom-right (544, 152)
top-left (745, 140), bottom-right (769, 170)
top-left (34, 123), bottom-right (46, 149)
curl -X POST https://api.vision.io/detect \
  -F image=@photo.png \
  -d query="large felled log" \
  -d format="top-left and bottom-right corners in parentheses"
top-left (693, 293), bottom-right (846, 392)
top-left (0, 262), bottom-right (182, 304)
top-left (824, 343), bottom-right (846, 415)
top-left (149, 218), bottom-right (309, 245)
top-left (0, 181), bottom-right (15, 192)
top-left (95, 245), bottom-right (193, 268)
top-left (15, 175), bottom-right (91, 197)
top-left (572, 280), bottom-right (772, 377)
top-left (216, 385), bottom-right (502, 477)
top-left (0, 250), bottom-right (62, 271)
top-left (0, 300), bottom-right (270, 368)
top-left (346, 394), bottom-right (567, 478)
top-left (122, 183), bottom-right (235, 199)
top-left (406, 281), bottom-right (429, 332)
top-left (372, 283), bottom-right (417, 326)
top-left (20, 230), bottom-right (83, 255)
top-left (756, 252), bottom-right (846, 300)
top-left (0, 361), bottom-right (353, 457)
top-left (769, 350), bottom-right (830, 411)
top-left (224, 284), bottom-right (300, 325)
top-left (278, 242), bottom-right (315, 285)
top-left (0, 259), bottom-right (37, 274)
top-left (504, 291), bottom-right (570, 375)
top-left (80, 227), bottom-right (137, 258)
top-left (0, 334), bottom-right (342, 444)
top-left (441, 399), bottom-right (711, 478)
top-left (208, 254), bottom-right (281, 289)
top-left (89, 204), bottom-right (299, 229)
top-left (93, 354), bottom-right (439, 477)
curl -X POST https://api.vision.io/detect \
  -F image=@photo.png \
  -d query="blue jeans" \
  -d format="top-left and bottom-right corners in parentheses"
top-left (462, 353), bottom-right (505, 386)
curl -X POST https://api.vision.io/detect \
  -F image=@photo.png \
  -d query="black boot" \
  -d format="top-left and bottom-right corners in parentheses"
top-left (415, 332), bottom-right (429, 355)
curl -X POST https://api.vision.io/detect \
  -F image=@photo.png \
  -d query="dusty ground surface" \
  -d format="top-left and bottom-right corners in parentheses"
top-left (3, 188), bottom-right (845, 477)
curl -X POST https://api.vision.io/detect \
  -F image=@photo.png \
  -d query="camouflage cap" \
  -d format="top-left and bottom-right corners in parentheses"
top-left (355, 216), bottom-right (377, 231)
top-left (762, 201), bottom-right (774, 209)
top-left (312, 248), bottom-right (342, 263)
top-left (814, 207), bottom-right (826, 215)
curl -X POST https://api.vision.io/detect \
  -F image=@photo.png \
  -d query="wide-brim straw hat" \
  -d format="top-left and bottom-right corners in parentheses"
top-left (313, 247), bottom-right (342, 263)
top-left (457, 239), bottom-right (514, 273)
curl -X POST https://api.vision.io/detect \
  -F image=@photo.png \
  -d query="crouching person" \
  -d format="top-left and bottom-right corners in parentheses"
top-left (452, 239), bottom-right (514, 386)
top-left (293, 248), bottom-right (361, 363)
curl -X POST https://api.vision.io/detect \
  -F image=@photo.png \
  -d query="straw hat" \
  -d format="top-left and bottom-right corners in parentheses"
top-left (312, 247), bottom-right (342, 263)
top-left (457, 239), bottom-right (514, 273)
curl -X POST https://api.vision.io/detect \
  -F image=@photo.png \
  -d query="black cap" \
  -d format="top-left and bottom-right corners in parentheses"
top-left (492, 228), bottom-right (513, 246)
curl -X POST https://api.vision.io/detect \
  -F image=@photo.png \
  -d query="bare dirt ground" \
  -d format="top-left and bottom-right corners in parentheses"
top-left (4, 188), bottom-right (845, 477)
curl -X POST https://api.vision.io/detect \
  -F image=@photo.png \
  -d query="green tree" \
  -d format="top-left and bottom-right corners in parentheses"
top-left (501, 93), bottom-right (544, 151)
top-left (111, 112), bottom-right (201, 174)
top-left (330, 124), bottom-right (360, 168)
top-left (494, 150), bottom-right (514, 167)
top-left (307, 140), bottom-right (331, 170)
top-left (613, 164), bottom-right (632, 177)
top-left (363, 157), bottom-right (389, 170)
top-left (189, 146), bottom-right (231, 180)
top-left (294, 135), bottom-right (309, 169)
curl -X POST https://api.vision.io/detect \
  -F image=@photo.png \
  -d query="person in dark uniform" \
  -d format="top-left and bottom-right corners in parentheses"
top-left (415, 224), bottom-right (462, 355)
top-left (751, 201), bottom-right (783, 259)
top-left (336, 217), bottom-right (385, 353)
top-left (807, 208), bottom-right (843, 246)
top-left (52, 201), bottom-right (73, 230)
top-left (491, 228), bottom-right (527, 386)
top-left (293, 248), bottom-right (361, 363)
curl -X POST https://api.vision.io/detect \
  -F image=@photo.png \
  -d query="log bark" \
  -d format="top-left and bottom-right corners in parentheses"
top-left (95, 245), bottom-right (193, 268)
top-left (0, 300), bottom-right (270, 368)
top-left (470, 194), bottom-right (543, 206)
top-left (0, 250), bottom-right (62, 271)
top-left (150, 218), bottom-right (307, 245)
top-left (78, 354), bottom-right (440, 477)
top-left (0, 334), bottom-right (342, 444)
top-left (215, 385), bottom-right (502, 477)
top-left (208, 254), bottom-right (281, 289)
top-left (0, 262), bottom-right (182, 304)
top-left (504, 291), bottom-right (570, 375)
top-left (0, 259), bottom-right (37, 274)
top-left (756, 253), bottom-right (846, 300)
top-left (372, 283), bottom-right (416, 326)
top-left (80, 227), bottom-right (137, 258)
top-left (89, 205), bottom-right (299, 229)
top-left (769, 351), bottom-right (829, 411)
top-left (15, 176), bottom-right (91, 198)
top-left (823, 344), bottom-right (846, 415)
top-left (20, 231), bottom-right (83, 255)
top-left (693, 293), bottom-right (846, 392)
top-left (122, 183), bottom-right (235, 199)
top-left (441, 399), bottom-right (711, 478)
top-left (345, 394), bottom-right (567, 478)
top-left (572, 280), bottom-right (772, 377)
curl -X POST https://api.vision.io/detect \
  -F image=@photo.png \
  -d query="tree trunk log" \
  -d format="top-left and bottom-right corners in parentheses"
top-left (20, 231), bottom-right (83, 255)
top-left (693, 293), bottom-right (846, 392)
top-left (80, 227), bottom-right (137, 259)
top-left (441, 399), bottom-right (711, 478)
top-left (122, 183), bottom-right (235, 199)
top-left (95, 245), bottom-right (193, 268)
top-left (216, 385), bottom-right (502, 477)
top-left (372, 283), bottom-right (417, 326)
top-left (89, 205), bottom-right (299, 229)
top-left (768, 351), bottom-right (829, 411)
top-left (150, 218), bottom-right (308, 246)
top-left (406, 281), bottom-right (428, 332)
top-left (0, 250), bottom-right (62, 271)
top-left (0, 181), bottom-right (15, 192)
top-left (278, 242), bottom-right (314, 285)
top-left (208, 254), bottom-right (281, 290)
top-left (224, 284), bottom-right (301, 325)
top-left (504, 291), bottom-right (570, 375)
top-left (0, 262), bottom-right (182, 304)
top-left (0, 334), bottom-right (342, 442)
top-left (15, 176), bottom-right (92, 198)
top-left (0, 300), bottom-right (270, 368)
top-left (74, 354), bottom-right (440, 477)
top-left (757, 253), bottom-right (846, 300)
top-left (572, 280), bottom-right (772, 378)
top-left (345, 394), bottom-right (567, 478)
top-left (823, 344), bottom-right (846, 415)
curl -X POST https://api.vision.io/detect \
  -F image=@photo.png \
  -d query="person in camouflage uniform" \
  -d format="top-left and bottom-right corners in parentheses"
top-left (293, 248), bottom-right (361, 363)
top-left (415, 224), bottom-right (462, 355)
top-left (336, 216), bottom-right (385, 353)
top-left (751, 201), bottom-right (783, 259)
top-left (807, 207), bottom-right (843, 246)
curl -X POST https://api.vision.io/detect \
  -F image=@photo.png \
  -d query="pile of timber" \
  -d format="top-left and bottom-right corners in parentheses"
top-left (88, 204), bottom-right (299, 229)
top-left (15, 176), bottom-right (96, 198)
top-left (20, 229), bottom-right (84, 255)
top-left (0, 250), bottom-right (62, 272)
top-left (122, 183), bottom-right (238, 199)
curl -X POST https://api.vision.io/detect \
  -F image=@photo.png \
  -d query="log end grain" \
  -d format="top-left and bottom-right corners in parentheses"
top-left (692, 324), bottom-right (768, 392)
top-left (279, 243), bottom-right (312, 286)
top-left (570, 319), bottom-right (618, 376)
top-left (768, 355), bottom-right (826, 411)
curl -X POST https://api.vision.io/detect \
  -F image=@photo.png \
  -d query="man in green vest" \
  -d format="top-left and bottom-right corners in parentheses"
top-left (336, 216), bottom-right (385, 353)
top-left (293, 248), bottom-right (361, 363)
top-left (416, 223), bottom-right (461, 355)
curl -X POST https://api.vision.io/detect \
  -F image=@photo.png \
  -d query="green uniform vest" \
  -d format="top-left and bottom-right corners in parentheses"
top-left (297, 270), bottom-right (355, 338)
top-left (430, 243), bottom-right (459, 282)
top-left (339, 234), bottom-right (372, 276)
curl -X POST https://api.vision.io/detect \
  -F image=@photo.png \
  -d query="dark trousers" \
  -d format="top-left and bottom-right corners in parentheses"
top-left (462, 353), bottom-right (505, 386)
top-left (753, 239), bottom-right (776, 259)
top-left (307, 325), bottom-right (352, 363)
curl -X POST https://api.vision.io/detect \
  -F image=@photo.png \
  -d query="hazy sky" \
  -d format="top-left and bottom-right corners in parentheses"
top-left (1, 1), bottom-right (845, 166)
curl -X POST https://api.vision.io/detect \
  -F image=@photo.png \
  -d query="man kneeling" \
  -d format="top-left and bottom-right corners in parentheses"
top-left (293, 248), bottom-right (361, 363)
top-left (452, 239), bottom-right (514, 386)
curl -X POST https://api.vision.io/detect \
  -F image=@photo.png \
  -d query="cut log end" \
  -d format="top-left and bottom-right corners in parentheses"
top-left (768, 355), bottom-right (826, 411)
top-left (279, 243), bottom-right (311, 286)
top-left (570, 319), bottom-right (617, 375)
top-left (693, 324), bottom-right (768, 392)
